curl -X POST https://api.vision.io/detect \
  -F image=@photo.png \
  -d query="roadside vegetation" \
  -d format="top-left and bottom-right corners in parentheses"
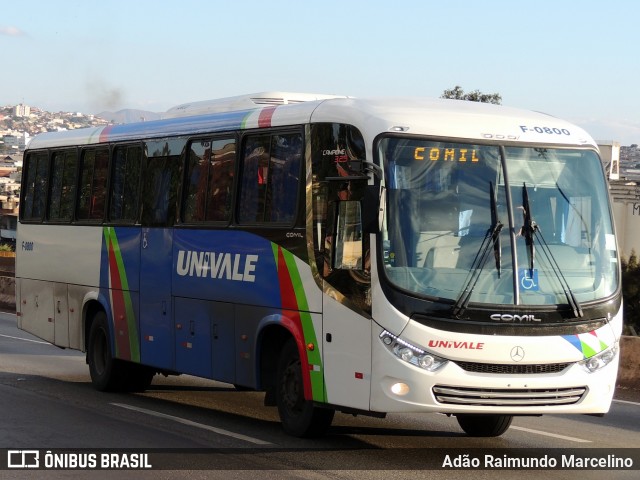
top-left (621, 250), bottom-right (640, 335)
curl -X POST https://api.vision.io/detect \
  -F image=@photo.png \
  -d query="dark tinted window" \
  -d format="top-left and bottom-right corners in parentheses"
top-left (184, 137), bottom-right (235, 223)
top-left (77, 147), bottom-right (109, 221)
top-left (110, 145), bottom-right (142, 222)
top-left (141, 156), bottom-right (181, 226)
top-left (22, 151), bottom-right (49, 221)
top-left (238, 132), bottom-right (302, 224)
top-left (48, 149), bottom-right (77, 222)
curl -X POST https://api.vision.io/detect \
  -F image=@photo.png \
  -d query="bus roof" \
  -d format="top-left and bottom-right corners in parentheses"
top-left (318, 98), bottom-right (597, 147)
top-left (26, 95), bottom-right (597, 150)
top-left (163, 91), bottom-right (344, 118)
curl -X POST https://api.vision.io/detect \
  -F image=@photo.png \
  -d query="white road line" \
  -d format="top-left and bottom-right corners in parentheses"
top-left (613, 398), bottom-right (640, 407)
top-left (0, 333), bottom-right (49, 345)
top-left (111, 403), bottom-right (273, 446)
top-left (511, 426), bottom-right (591, 443)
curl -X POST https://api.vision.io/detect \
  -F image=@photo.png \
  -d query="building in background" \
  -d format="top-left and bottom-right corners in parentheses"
top-left (599, 141), bottom-right (620, 180)
top-left (0, 155), bottom-right (20, 247)
top-left (13, 104), bottom-right (30, 118)
top-left (601, 141), bottom-right (640, 259)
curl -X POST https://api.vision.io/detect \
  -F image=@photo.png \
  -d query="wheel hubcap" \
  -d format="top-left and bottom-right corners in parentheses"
top-left (94, 329), bottom-right (107, 375)
top-left (282, 359), bottom-right (304, 413)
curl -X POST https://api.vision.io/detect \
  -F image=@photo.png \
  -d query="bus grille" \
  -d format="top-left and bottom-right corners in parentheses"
top-left (432, 385), bottom-right (587, 407)
top-left (455, 361), bottom-right (569, 375)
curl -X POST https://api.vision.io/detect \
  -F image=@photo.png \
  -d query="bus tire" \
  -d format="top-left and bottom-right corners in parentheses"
top-left (276, 339), bottom-right (334, 437)
top-left (87, 311), bottom-right (125, 392)
top-left (456, 414), bottom-right (513, 437)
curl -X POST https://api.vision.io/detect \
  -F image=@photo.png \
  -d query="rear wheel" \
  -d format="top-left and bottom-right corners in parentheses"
top-left (87, 311), bottom-right (154, 392)
top-left (88, 311), bottom-right (125, 391)
top-left (456, 414), bottom-right (513, 437)
top-left (276, 339), bottom-right (334, 437)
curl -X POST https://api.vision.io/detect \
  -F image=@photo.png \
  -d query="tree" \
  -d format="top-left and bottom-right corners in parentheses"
top-left (441, 85), bottom-right (502, 105)
top-left (621, 250), bottom-right (640, 335)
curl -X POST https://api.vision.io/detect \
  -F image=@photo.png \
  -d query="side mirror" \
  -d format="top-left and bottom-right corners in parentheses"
top-left (362, 185), bottom-right (384, 234)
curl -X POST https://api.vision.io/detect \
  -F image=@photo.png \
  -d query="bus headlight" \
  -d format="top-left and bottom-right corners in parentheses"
top-left (380, 330), bottom-right (447, 372)
top-left (579, 343), bottom-right (618, 373)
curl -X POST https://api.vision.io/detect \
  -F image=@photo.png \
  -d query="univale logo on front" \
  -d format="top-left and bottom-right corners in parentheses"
top-left (428, 340), bottom-right (485, 350)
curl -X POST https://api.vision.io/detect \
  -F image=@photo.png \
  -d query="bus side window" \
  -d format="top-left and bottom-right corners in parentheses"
top-left (48, 149), bottom-right (77, 222)
top-left (238, 135), bottom-right (270, 223)
top-left (267, 133), bottom-right (302, 222)
top-left (206, 138), bottom-right (235, 222)
top-left (183, 137), bottom-right (235, 223)
top-left (110, 145), bottom-right (142, 222)
top-left (184, 139), bottom-right (211, 222)
top-left (141, 156), bottom-right (180, 226)
top-left (238, 131), bottom-right (302, 224)
top-left (21, 151), bottom-right (49, 221)
top-left (77, 147), bottom-right (109, 221)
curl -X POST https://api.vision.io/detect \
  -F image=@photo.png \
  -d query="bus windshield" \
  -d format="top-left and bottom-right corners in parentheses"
top-left (379, 137), bottom-right (618, 308)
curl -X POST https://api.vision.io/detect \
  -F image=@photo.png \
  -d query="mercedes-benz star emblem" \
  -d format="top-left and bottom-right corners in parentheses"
top-left (510, 346), bottom-right (525, 362)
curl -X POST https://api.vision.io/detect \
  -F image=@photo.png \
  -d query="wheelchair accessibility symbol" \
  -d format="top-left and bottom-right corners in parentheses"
top-left (518, 268), bottom-right (539, 291)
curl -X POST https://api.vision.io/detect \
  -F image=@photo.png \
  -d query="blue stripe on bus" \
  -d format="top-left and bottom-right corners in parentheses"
top-left (172, 230), bottom-right (281, 307)
top-left (98, 228), bottom-right (293, 309)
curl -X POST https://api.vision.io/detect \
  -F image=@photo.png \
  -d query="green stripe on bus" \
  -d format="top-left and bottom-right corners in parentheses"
top-left (105, 227), bottom-right (140, 362)
top-left (280, 248), bottom-right (325, 402)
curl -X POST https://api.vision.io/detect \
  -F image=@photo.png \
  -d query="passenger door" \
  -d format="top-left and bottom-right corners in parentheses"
top-left (138, 150), bottom-right (181, 370)
top-left (321, 200), bottom-right (372, 410)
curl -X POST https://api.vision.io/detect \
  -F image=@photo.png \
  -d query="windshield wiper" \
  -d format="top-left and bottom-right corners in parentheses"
top-left (453, 182), bottom-right (503, 318)
top-left (520, 183), bottom-right (583, 318)
top-left (489, 182), bottom-right (502, 276)
top-left (520, 183), bottom-right (536, 273)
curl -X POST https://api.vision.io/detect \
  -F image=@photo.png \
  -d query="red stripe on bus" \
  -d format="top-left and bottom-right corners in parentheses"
top-left (107, 239), bottom-right (131, 360)
top-left (258, 106), bottom-right (277, 128)
top-left (99, 125), bottom-right (114, 143)
top-left (276, 246), bottom-right (313, 401)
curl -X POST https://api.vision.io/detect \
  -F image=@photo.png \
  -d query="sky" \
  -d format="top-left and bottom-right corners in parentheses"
top-left (2, 0), bottom-right (640, 144)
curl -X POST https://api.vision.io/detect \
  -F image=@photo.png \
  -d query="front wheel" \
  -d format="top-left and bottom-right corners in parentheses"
top-left (456, 414), bottom-right (513, 437)
top-left (276, 339), bottom-right (334, 437)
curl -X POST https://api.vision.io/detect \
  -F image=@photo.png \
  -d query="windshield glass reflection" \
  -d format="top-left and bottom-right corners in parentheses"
top-left (379, 138), bottom-right (618, 308)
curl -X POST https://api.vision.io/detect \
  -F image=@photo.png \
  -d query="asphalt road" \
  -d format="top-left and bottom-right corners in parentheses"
top-left (0, 312), bottom-right (638, 479)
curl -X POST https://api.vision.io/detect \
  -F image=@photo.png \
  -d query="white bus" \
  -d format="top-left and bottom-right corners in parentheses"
top-left (17, 92), bottom-right (622, 437)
